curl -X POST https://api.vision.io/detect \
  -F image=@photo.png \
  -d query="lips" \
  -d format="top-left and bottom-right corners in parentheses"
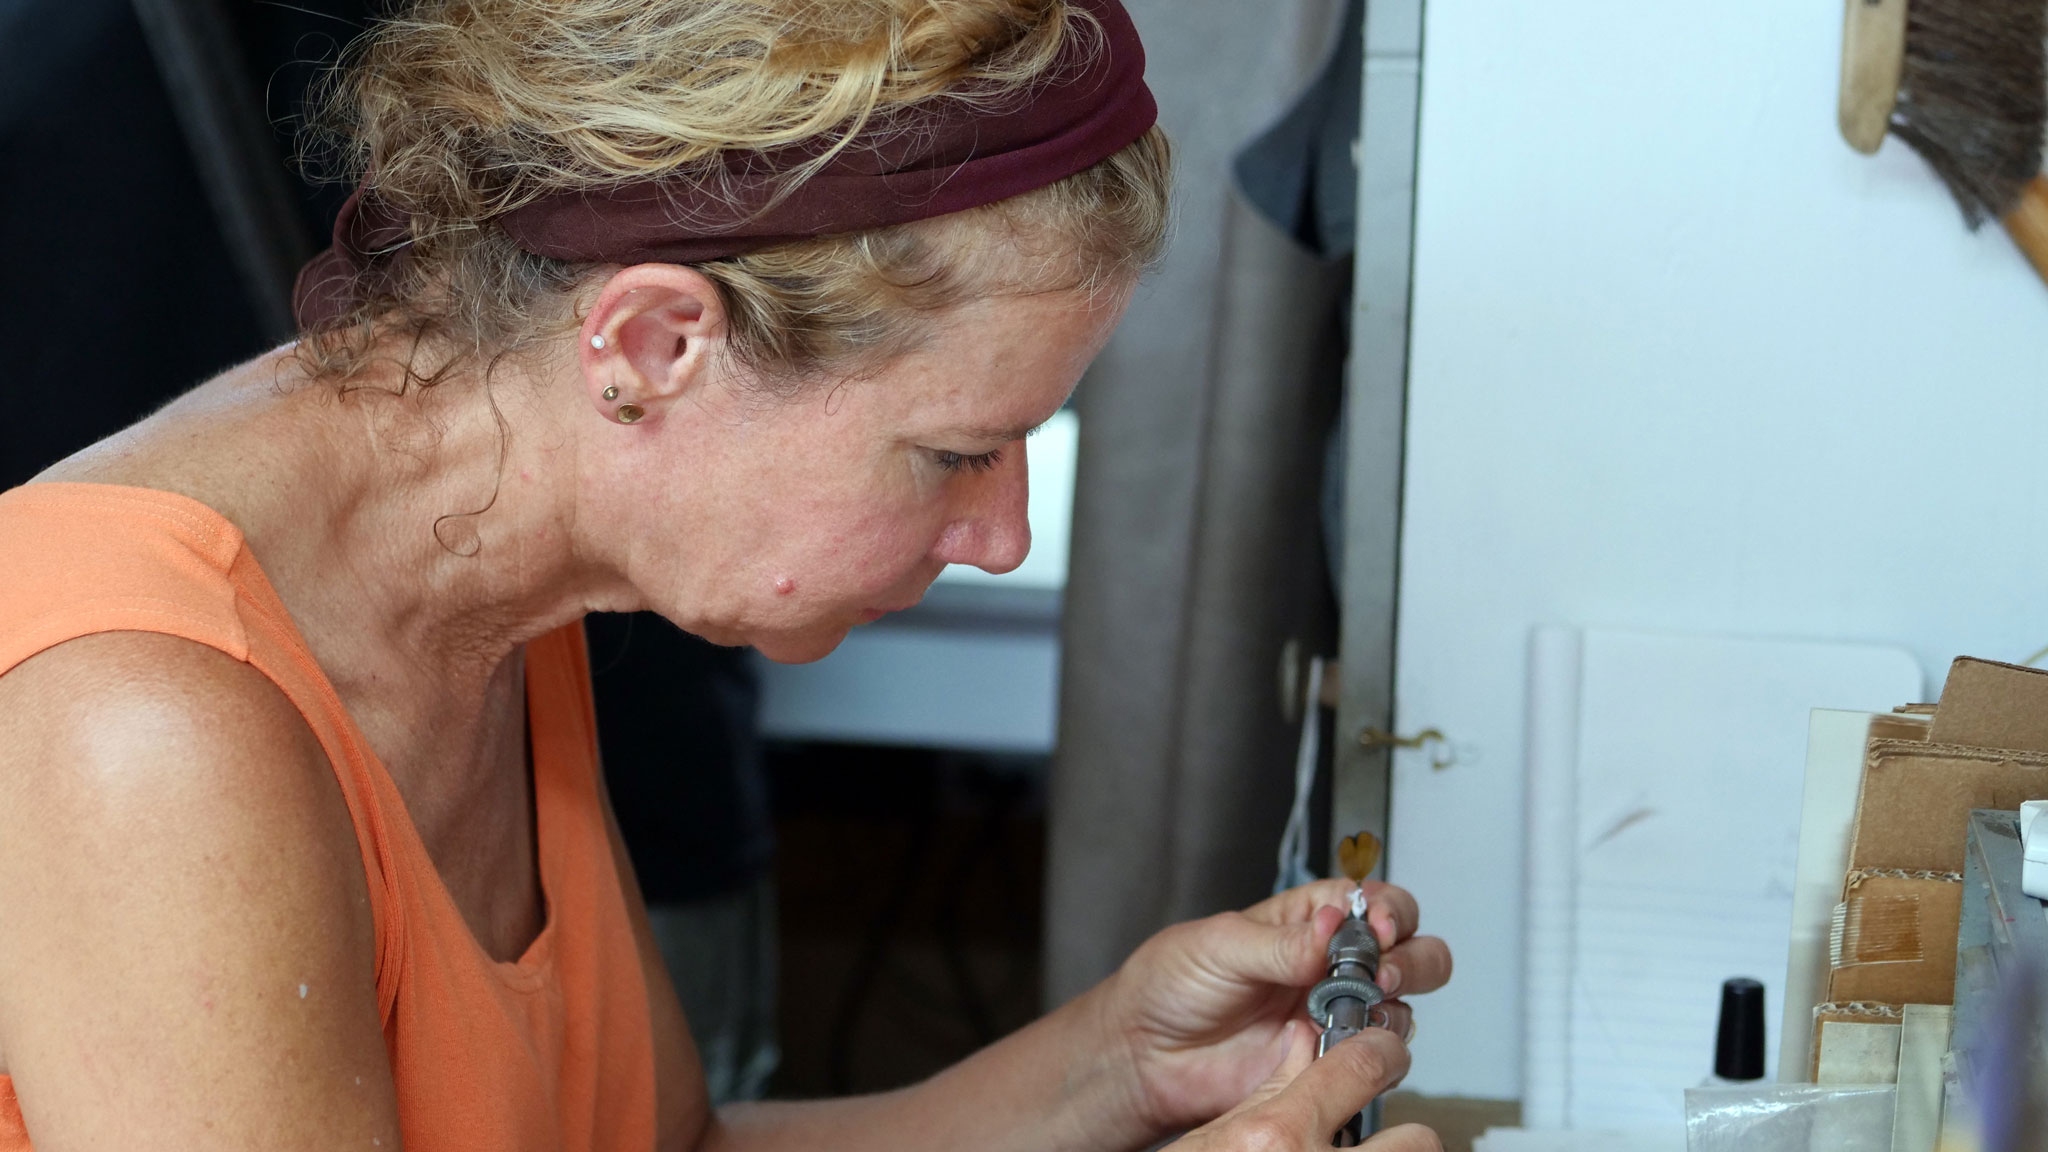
top-left (860, 575), bottom-right (939, 623)
top-left (859, 599), bottom-right (923, 622)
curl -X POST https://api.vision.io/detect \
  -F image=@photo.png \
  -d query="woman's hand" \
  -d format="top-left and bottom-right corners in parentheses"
top-left (1096, 878), bottom-right (1452, 1140)
top-left (1172, 1022), bottom-right (1442, 1151)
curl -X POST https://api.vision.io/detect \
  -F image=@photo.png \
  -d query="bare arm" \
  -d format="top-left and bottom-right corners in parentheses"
top-left (700, 981), bottom-right (1150, 1152)
top-left (592, 756), bottom-right (1142, 1152)
top-left (678, 883), bottom-right (1452, 1152)
top-left (695, 984), bottom-right (1433, 1152)
top-left (0, 633), bottom-right (398, 1149)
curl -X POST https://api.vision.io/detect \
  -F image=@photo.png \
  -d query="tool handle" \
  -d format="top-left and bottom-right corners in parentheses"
top-left (2005, 175), bottom-right (2048, 291)
top-left (1837, 0), bottom-right (1907, 154)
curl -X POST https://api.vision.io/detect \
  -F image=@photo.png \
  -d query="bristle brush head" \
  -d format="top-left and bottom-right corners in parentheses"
top-left (1892, 0), bottom-right (2047, 227)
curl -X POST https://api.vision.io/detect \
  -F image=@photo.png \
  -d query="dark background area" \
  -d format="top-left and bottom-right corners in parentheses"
top-left (0, 0), bottom-right (367, 490)
top-left (768, 744), bottom-right (1048, 1096)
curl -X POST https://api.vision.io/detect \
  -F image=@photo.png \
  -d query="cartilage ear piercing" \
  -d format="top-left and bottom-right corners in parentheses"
top-left (591, 334), bottom-right (607, 350)
top-left (602, 385), bottom-right (620, 401)
top-left (616, 404), bottom-right (645, 424)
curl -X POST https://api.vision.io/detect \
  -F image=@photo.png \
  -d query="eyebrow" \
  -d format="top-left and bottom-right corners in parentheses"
top-left (952, 419), bottom-right (1050, 443)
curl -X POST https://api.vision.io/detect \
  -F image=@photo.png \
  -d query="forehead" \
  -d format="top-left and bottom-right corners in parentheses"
top-left (866, 287), bottom-right (1127, 431)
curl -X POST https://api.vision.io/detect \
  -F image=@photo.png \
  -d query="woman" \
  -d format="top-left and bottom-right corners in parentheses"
top-left (0, 0), bottom-right (1451, 1148)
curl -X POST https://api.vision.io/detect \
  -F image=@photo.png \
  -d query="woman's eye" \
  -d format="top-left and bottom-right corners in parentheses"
top-left (933, 448), bottom-right (1004, 473)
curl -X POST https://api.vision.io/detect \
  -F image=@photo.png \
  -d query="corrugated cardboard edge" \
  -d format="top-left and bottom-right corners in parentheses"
top-left (1864, 740), bottom-right (2048, 769)
top-left (1849, 741), bottom-right (2048, 872)
top-left (1844, 868), bottom-right (1963, 889)
top-left (1871, 713), bottom-right (1933, 742)
top-left (1927, 657), bottom-right (2048, 752)
top-left (1815, 1001), bottom-right (1905, 1018)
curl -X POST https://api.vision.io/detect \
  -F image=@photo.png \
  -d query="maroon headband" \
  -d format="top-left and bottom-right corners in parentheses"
top-left (294, 0), bottom-right (1157, 329)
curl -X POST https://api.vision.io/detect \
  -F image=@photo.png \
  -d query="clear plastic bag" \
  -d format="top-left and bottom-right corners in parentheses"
top-left (1682, 1085), bottom-right (1895, 1152)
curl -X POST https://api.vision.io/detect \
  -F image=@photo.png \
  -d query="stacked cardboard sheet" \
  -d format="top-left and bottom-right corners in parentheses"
top-left (1809, 659), bottom-right (2048, 1084)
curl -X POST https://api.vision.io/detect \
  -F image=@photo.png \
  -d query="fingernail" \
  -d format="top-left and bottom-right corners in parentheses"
top-left (1377, 962), bottom-right (1402, 996)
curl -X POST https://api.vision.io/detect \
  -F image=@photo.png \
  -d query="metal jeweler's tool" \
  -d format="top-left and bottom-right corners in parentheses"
top-left (1307, 893), bottom-right (1384, 1147)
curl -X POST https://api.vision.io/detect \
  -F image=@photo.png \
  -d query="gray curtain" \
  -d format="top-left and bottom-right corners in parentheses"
top-left (1045, 0), bottom-right (1356, 1006)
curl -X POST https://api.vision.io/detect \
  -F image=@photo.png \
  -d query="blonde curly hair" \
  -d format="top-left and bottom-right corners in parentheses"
top-left (299, 0), bottom-right (1173, 390)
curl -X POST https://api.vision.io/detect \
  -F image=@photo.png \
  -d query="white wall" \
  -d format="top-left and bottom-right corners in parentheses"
top-left (1390, 0), bottom-right (2048, 1099)
top-left (754, 623), bottom-right (1061, 753)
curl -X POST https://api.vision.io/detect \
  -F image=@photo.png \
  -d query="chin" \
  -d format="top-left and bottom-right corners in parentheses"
top-left (750, 625), bottom-right (855, 665)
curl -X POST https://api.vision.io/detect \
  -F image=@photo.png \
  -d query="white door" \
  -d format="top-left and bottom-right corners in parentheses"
top-left (1350, 0), bottom-right (2048, 1106)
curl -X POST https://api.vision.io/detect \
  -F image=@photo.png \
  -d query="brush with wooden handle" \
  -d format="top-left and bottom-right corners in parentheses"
top-left (1839, 0), bottom-right (2048, 287)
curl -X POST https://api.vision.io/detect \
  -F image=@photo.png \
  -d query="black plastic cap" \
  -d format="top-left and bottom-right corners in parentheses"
top-left (1714, 977), bottom-right (1767, 1081)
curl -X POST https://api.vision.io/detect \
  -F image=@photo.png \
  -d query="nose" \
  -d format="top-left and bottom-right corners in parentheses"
top-left (931, 440), bottom-right (1033, 574)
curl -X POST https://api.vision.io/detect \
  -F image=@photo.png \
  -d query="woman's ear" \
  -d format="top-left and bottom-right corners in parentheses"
top-left (579, 264), bottom-right (731, 425)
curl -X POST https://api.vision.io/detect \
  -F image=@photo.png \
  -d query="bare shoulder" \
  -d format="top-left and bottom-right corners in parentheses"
top-left (0, 632), bottom-right (400, 1148)
top-left (0, 633), bottom-right (339, 836)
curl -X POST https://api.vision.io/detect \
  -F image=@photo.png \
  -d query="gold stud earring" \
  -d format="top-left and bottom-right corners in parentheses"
top-left (602, 385), bottom-right (620, 401)
top-left (616, 404), bottom-right (645, 425)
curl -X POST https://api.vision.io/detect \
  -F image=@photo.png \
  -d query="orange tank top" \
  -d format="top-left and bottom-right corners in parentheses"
top-left (0, 483), bottom-right (656, 1151)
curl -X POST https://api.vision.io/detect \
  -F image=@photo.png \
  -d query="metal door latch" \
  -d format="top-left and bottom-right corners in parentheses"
top-left (1356, 726), bottom-right (1454, 771)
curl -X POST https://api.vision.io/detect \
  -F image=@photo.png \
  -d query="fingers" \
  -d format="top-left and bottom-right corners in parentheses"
top-left (1224, 1021), bottom-right (1315, 1118)
top-left (1195, 905), bottom-right (1347, 989)
top-left (1242, 878), bottom-right (1359, 927)
top-left (1247, 879), bottom-right (1422, 957)
top-left (1268, 1028), bottom-right (1412, 1138)
top-left (1236, 880), bottom-right (1448, 1000)
top-left (1363, 1124), bottom-right (1445, 1151)
top-left (1376, 934), bottom-right (1452, 999)
top-left (1371, 1000), bottom-right (1414, 1043)
top-left (1360, 882), bottom-right (1419, 952)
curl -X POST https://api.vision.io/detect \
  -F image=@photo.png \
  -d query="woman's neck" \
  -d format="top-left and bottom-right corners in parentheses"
top-left (56, 346), bottom-right (612, 674)
top-left (33, 343), bottom-right (612, 958)
top-left (37, 344), bottom-right (629, 790)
